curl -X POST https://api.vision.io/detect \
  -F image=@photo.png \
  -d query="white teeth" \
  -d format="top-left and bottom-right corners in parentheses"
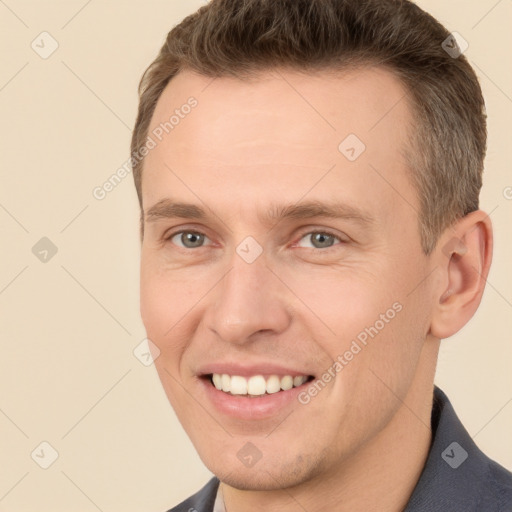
top-left (294, 375), bottom-right (307, 387)
top-left (247, 376), bottom-right (267, 395)
top-left (211, 373), bottom-right (309, 396)
top-left (266, 375), bottom-right (281, 394)
top-left (230, 375), bottom-right (248, 395)
top-left (280, 375), bottom-right (293, 390)
top-left (212, 373), bottom-right (222, 390)
top-left (221, 374), bottom-right (231, 392)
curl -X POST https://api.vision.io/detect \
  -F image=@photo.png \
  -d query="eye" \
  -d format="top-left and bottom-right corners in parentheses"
top-left (165, 229), bottom-right (345, 251)
top-left (167, 230), bottom-right (211, 249)
top-left (296, 230), bottom-right (344, 250)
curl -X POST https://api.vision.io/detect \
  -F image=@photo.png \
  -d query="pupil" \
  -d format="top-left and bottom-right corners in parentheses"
top-left (185, 233), bottom-right (202, 247)
top-left (314, 233), bottom-right (332, 248)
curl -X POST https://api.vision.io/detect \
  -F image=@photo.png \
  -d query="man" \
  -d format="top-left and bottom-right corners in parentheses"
top-left (130, 0), bottom-right (512, 510)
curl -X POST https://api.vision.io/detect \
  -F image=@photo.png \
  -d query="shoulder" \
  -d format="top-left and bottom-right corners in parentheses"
top-left (165, 477), bottom-right (220, 512)
top-left (476, 457), bottom-right (512, 510)
top-left (405, 386), bottom-right (512, 511)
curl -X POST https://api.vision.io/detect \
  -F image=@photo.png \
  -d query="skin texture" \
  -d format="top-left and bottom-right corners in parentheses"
top-left (139, 67), bottom-right (492, 511)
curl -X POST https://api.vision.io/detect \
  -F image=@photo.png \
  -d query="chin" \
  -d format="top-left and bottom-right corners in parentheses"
top-left (201, 450), bottom-right (325, 491)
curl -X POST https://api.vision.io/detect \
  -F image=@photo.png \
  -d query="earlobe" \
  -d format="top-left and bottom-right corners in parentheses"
top-left (430, 211), bottom-right (493, 339)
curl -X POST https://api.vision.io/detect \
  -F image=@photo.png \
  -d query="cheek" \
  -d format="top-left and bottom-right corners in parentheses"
top-left (140, 254), bottom-right (192, 332)
top-left (140, 264), bottom-right (169, 337)
top-left (287, 263), bottom-right (428, 389)
top-left (287, 268), bottom-right (392, 350)
top-left (140, 258), bottom-right (187, 358)
top-left (140, 258), bottom-right (212, 373)
top-left (140, 268), bottom-right (191, 407)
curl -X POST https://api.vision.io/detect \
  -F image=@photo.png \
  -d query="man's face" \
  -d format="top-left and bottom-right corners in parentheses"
top-left (140, 67), bottom-right (436, 489)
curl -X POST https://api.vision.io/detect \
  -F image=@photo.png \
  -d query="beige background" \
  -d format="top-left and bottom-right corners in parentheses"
top-left (0, 1), bottom-right (511, 510)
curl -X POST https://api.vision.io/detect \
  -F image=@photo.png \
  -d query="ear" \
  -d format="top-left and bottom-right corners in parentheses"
top-left (429, 210), bottom-right (493, 339)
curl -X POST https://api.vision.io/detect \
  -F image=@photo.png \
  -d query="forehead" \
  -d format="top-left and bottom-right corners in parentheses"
top-left (149, 67), bottom-right (411, 158)
top-left (142, 66), bottom-right (416, 225)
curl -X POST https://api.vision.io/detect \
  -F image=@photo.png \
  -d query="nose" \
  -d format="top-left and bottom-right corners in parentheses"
top-left (205, 250), bottom-right (292, 345)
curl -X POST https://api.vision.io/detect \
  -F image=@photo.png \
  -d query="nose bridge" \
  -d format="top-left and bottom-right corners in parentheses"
top-left (207, 244), bottom-right (290, 343)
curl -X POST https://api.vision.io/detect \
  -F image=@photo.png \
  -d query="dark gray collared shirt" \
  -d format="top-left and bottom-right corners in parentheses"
top-left (167, 386), bottom-right (512, 511)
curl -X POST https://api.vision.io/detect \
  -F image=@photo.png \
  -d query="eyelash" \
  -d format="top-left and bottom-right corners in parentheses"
top-left (164, 228), bottom-right (346, 252)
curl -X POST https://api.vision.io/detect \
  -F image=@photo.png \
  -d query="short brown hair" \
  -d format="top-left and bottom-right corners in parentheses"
top-left (131, 0), bottom-right (486, 254)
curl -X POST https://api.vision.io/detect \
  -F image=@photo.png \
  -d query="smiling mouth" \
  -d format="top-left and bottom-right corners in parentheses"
top-left (206, 373), bottom-right (314, 397)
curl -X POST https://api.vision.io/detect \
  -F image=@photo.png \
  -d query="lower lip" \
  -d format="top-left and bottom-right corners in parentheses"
top-left (199, 377), bottom-right (312, 420)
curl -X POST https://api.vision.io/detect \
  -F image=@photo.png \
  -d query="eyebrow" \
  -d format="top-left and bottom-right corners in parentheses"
top-left (144, 198), bottom-right (375, 228)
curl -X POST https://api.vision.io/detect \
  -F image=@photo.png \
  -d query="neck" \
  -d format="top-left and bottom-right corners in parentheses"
top-left (221, 339), bottom-right (439, 512)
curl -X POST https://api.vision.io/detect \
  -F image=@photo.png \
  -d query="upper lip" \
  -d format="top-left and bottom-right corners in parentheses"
top-left (197, 362), bottom-right (315, 378)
